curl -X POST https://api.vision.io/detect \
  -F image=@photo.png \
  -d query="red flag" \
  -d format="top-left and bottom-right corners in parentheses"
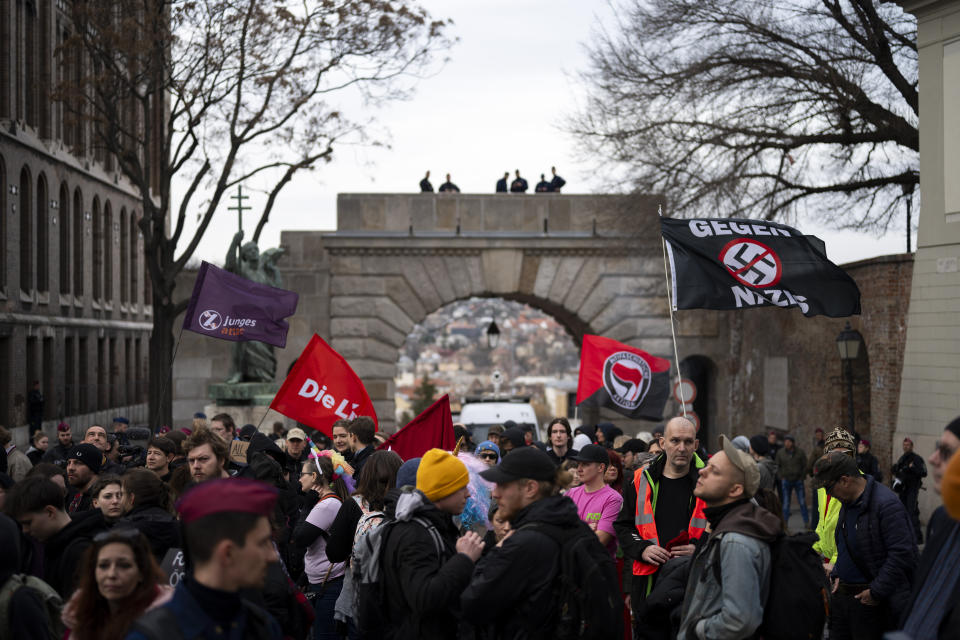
top-left (576, 335), bottom-right (671, 421)
top-left (270, 334), bottom-right (377, 436)
top-left (378, 394), bottom-right (454, 460)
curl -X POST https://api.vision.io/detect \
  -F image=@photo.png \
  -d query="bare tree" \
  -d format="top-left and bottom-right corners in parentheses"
top-left (570, 0), bottom-right (918, 232)
top-left (59, 0), bottom-right (451, 425)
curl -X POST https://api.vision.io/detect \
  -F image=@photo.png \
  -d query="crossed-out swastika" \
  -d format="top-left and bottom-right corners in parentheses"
top-left (718, 239), bottom-right (782, 288)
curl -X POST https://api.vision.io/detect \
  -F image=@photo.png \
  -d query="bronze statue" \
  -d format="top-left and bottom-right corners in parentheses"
top-left (224, 231), bottom-right (286, 384)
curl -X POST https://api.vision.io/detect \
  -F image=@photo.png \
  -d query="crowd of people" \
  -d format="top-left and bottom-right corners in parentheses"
top-left (418, 167), bottom-right (566, 194)
top-left (0, 410), bottom-right (958, 640)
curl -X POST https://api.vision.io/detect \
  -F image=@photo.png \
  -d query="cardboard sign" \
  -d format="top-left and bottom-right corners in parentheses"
top-left (160, 548), bottom-right (187, 587)
top-left (229, 440), bottom-right (250, 464)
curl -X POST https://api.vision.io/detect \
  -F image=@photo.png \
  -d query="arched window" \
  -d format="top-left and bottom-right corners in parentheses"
top-left (36, 173), bottom-right (48, 292)
top-left (129, 211), bottom-right (139, 304)
top-left (92, 197), bottom-right (101, 300)
top-left (120, 207), bottom-right (128, 304)
top-left (73, 188), bottom-right (83, 295)
top-left (103, 201), bottom-right (113, 302)
top-left (59, 182), bottom-right (69, 294)
top-left (19, 166), bottom-right (32, 292)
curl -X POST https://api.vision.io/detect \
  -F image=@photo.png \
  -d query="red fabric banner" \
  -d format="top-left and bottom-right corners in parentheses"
top-left (270, 334), bottom-right (377, 436)
top-left (576, 334), bottom-right (671, 421)
top-left (377, 394), bottom-right (454, 460)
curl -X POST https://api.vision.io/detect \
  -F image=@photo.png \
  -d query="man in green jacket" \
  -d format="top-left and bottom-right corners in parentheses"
top-left (775, 434), bottom-right (808, 527)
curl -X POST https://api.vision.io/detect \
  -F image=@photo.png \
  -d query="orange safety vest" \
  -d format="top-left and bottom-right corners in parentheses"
top-left (632, 456), bottom-right (708, 576)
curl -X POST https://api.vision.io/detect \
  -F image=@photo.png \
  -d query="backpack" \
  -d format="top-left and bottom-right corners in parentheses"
top-left (353, 514), bottom-right (444, 636)
top-left (518, 521), bottom-right (623, 640)
top-left (710, 531), bottom-right (829, 640)
top-left (0, 574), bottom-right (65, 640)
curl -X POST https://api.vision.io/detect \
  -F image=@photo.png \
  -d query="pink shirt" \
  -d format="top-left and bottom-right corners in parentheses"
top-left (566, 484), bottom-right (623, 557)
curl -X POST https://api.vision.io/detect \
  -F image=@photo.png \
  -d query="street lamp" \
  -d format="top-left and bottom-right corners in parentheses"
top-left (836, 322), bottom-right (862, 434)
top-left (486, 321), bottom-right (500, 349)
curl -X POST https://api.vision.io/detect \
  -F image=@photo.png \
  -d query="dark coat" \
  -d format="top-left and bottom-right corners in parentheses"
top-left (495, 177), bottom-right (508, 192)
top-left (900, 506), bottom-right (960, 639)
top-left (119, 504), bottom-right (180, 561)
top-left (460, 494), bottom-right (583, 639)
top-left (381, 490), bottom-right (474, 640)
top-left (43, 509), bottom-right (108, 597)
top-left (42, 442), bottom-right (73, 467)
top-left (892, 451), bottom-right (926, 490)
top-left (324, 496), bottom-right (362, 564)
top-left (857, 451), bottom-right (883, 482)
top-left (351, 445), bottom-right (376, 477)
top-left (0, 514), bottom-right (50, 639)
top-left (831, 476), bottom-right (917, 615)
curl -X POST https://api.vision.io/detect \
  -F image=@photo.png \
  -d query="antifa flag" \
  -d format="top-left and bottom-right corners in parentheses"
top-left (270, 334), bottom-right (377, 436)
top-left (576, 335), bottom-right (671, 421)
top-left (660, 218), bottom-right (861, 318)
top-left (183, 261), bottom-right (299, 347)
top-left (378, 394), bottom-right (455, 460)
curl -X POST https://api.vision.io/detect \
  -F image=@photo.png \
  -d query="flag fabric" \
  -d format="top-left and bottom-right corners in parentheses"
top-left (270, 334), bottom-right (377, 436)
top-left (378, 394), bottom-right (455, 460)
top-left (576, 335), bottom-right (671, 421)
top-left (660, 217), bottom-right (861, 318)
top-left (182, 261), bottom-right (299, 347)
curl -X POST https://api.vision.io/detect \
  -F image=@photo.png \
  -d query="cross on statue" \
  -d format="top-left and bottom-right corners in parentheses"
top-left (228, 185), bottom-right (251, 265)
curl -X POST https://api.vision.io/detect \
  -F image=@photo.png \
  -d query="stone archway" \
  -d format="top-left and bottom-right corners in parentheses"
top-left (282, 193), bottom-right (672, 430)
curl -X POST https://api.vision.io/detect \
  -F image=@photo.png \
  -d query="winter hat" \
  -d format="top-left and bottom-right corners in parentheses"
top-left (396, 458), bottom-right (421, 489)
top-left (749, 434), bottom-right (770, 456)
top-left (416, 448), bottom-right (469, 502)
top-left (572, 433), bottom-right (592, 451)
top-left (475, 441), bottom-right (501, 460)
top-left (69, 444), bottom-right (104, 474)
top-left (946, 416), bottom-right (960, 440)
top-left (731, 436), bottom-right (751, 452)
top-left (943, 448), bottom-right (960, 520)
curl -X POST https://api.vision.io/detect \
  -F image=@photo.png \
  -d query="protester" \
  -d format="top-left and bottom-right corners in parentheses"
top-left (495, 172), bottom-right (509, 192)
top-left (775, 434), bottom-right (809, 528)
top-left (331, 419), bottom-right (354, 462)
top-left (27, 461), bottom-right (68, 495)
top-left (183, 427), bottom-right (230, 483)
top-left (348, 417), bottom-right (377, 476)
top-left (605, 449), bottom-right (625, 493)
top-left (615, 438), bottom-right (648, 475)
top-left (118, 469), bottom-right (179, 561)
top-left (545, 417), bottom-right (578, 464)
top-left (486, 424), bottom-right (504, 448)
top-left (62, 529), bottom-right (170, 640)
top-left (647, 437), bottom-right (664, 457)
top-left (379, 448), bottom-right (484, 639)
top-left (813, 427), bottom-right (857, 568)
top-left (813, 450), bottom-right (917, 639)
top-left (454, 424), bottom-right (476, 451)
top-left (484, 503), bottom-right (511, 548)
top-left (419, 171), bottom-right (433, 192)
top-left (509, 170), bottom-right (528, 193)
top-left (66, 444), bottom-right (104, 514)
top-left (749, 434), bottom-right (778, 491)
top-left (857, 439), bottom-right (883, 482)
top-left (26, 430), bottom-right (49, 466)
top-left (90, 475), bottom-right (125, 525)
top-left (438, 173), bottom-right (460, 193)
top-left (43, 422), bottom-right (74, 467)
top-left (897, 417), bottom-right (960, 639)
top-left (285, 427), bottom-right (310, 467)
top-left (474, 441), bottom-right (500, 467)
top-left (676, 436), bottom-right (779, 640)
top-left (567, 444), bottom-right (623, 558)
top-left (462, 446), bottom-right (621, 638)
top-left (294, 454), bottom-right (349, 640)
top-left (159, 430), bottom-right (187, 470)
top-left (209, 413), bottom-right (237, 442)
top-left (0, 512), bottom-right (61, 638)
top-left (615, 416), bottom-right (706, 639)
top-left (143, 438), bottom-right (175, 482)
top-left (498, 427), bottom-right (526, 456)
top-left (0, 425), bottom-right (32, 482)
top-left (892, 437), bottom-right (927, 543)
top-left (596, 422), bottom-right (624, 449)
top-left (191, 412), bottom-right (207, 432)
top-left (82, 425), bottom-right (109, 452)
top-left (6, 476), bottom-right (106, 597)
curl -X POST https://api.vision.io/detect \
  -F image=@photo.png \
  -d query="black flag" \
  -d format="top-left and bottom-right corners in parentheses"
top-left (660, 218), bottom-right (861, 318)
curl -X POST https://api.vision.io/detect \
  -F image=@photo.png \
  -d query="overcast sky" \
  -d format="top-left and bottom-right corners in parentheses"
top-left (178, 0), bottom-right (910, 268)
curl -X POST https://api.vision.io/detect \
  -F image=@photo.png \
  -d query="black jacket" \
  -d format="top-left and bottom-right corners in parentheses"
top-left (495, 178), bottom-right (508, 192)
top-left (325, 496), bottom-right (363, 564)
top-left (460, 494), bottom-right (583, 639)
top-left (42, 442), bottom-right (73, 467)
top-left (0, 514), bottom-right (50, 640)
top-left (857, 451), bottom-right (883, 482)
top-left (892, 451), bottom-right (926, 489)
top-left (381, 489), bottom-right (474, 640)
top-left (351, 445), bottom-right (376, 477)
top-left (119, 504), bottom-right (180, 561)
top-left (900, 506), bottom-right (960, 639)
top-left (43, 509), bottom-right (108, 597)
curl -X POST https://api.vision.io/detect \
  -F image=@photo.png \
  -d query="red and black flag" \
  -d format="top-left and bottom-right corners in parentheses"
top-left (660, 218), bottom-right (861, 318)
top-left (576, 335), bottom-right (671, 421)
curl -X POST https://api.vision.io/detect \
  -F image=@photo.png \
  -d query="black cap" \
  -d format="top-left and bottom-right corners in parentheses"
top-left (615, 438), bottom-right (647, 454)
top-left (812, 450), bottom-right (860, 489)
top-left (500, 427), bottom-right (526, 449)
top-left (480, 447), bottom-right (557, 484)
top-left (568, 444), bottom-right (610, 465)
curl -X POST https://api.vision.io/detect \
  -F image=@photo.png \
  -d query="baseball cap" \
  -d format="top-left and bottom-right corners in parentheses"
top-left (479, 446), bottom-right (557, 484)
top-left (719, 435), bottom-right (760, 498)
top-left (68, 444), bottom-right (104, 474)
top-left (500, 427), bottom-right (526, 449)
top-left (487, 424), bottom-right (504, 436)
top-left (287, 428), bottom-right (307, 441)
top-left (812, 450), bottom-right (861, 490)
top-left (568, 444), bottom-right (610, 465)
top-left (615, 438), bottom-right (648, 454)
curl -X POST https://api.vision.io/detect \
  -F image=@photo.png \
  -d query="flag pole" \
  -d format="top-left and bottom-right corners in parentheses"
top-left (658, 205), bottom-right (687, 418)
top-left (153, 326), bottom-right (185, 432)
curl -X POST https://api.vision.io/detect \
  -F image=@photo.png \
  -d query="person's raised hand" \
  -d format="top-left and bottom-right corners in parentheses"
top-left (641, 544), bottom-right (671, 565)
top-left (456, 531), bottom-right (485, 562)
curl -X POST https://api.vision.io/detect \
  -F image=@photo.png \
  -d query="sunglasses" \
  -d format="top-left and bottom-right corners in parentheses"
top-left (479, 452), bottom-right (498, 461)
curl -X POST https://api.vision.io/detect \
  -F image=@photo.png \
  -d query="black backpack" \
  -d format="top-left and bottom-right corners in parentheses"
top-left (519, 521), bottom-right (623, 640)
top-left (711, 531), bottom-right (829, 640)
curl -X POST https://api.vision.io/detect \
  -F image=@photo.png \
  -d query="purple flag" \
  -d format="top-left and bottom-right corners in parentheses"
top-left (182, 261), bottom-right (298, 348)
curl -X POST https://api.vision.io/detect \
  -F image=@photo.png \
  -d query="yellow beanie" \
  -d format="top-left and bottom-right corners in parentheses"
top-left (943, 448), bottom-right (960, 520)
top-left (416, 448), bottom-right (469, 502)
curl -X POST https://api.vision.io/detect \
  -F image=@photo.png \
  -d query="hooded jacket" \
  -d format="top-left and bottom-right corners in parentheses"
top-left (461, 494), bottom-right (585, 639)
top-left (677, 500), bottom-right (781, 640)
top-left (118, 504), bottom-right (180, 561)
top-left (0, 514), bottom-right (51, 639)
top-left (43, 509), bottom-right (108, 598)
top-left (381, 488), bottom-right (474, 640)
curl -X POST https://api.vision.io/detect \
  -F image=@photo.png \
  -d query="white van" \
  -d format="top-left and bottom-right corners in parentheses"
top-left (458, 398), bottom-right (541, 444)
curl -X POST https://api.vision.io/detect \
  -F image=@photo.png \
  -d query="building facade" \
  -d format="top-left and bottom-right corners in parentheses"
top-left (0, 0), bottom-right (154, 439)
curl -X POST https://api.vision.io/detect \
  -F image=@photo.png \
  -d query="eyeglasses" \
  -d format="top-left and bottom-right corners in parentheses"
top-left (479, 453), bottom-right (498, 461)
